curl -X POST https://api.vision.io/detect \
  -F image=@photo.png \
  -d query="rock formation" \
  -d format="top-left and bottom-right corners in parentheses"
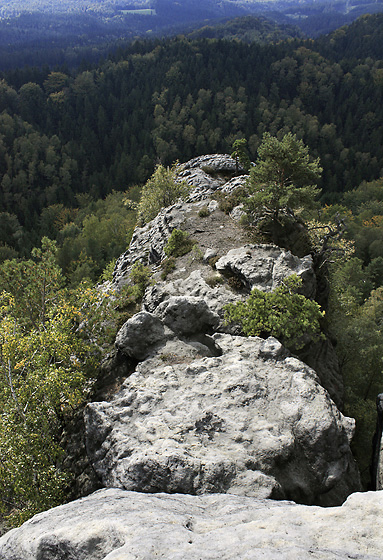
top-left (86, 330), bottom-right (358, 505)
top-left (1, 489), bottom-right (382, 560)
top-left (0, 154), bottom-right (375, 559)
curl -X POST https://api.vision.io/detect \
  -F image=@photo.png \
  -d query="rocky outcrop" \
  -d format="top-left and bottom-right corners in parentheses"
top-left (214, 244), bottom-right (316, 298)
top-left (85, 322), bottom-right (360, 505)
top-left (1, 488), bottom-right (382, 560)
top-left (112, 154), bottom-right (247, 287)
top-left (85, 154), bottom-right (356, 506)
top-left (1, 154), bottom-right (370, 556)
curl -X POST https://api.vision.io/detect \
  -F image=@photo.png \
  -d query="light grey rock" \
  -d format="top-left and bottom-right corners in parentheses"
top-left (143, 269), bottom-right (240, 321)
top-left (144, 251), bottom-right (342, 409)
top-left (115, 312), bottom-right (168, 360)
top-left (215, 244), bottom-right (316, 298)
top-left (179, 153), bottom-right (240, 192)
top-left (112, 203), bottom-right (186, 286)
top-left (203, 248), bottom-right (218, 262)
top-left (155, 296), bottom-right (220, 335)
top-left (207, 199), bottom-right (219, 212)
top-left (1, 489), bottom-right (382, 560)
top-left (230, 203), bottom-right (245, 221)
top-left (220, 174), bottom-right (249, 193)
top-left (84, 333), bottom-right (360, 506)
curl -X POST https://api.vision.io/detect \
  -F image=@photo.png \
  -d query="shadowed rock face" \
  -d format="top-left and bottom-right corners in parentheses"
top-left (372, 393), bottom-right (383, 490)
top-left (1, 489), bottom-right (382, 560)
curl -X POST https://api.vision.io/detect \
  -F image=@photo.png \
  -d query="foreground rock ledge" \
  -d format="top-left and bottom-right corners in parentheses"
top-left (1, 489), bottom-right (382, 560)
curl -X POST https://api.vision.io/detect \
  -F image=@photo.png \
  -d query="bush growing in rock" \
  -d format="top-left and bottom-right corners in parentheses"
top-left (137, 163), bottom-right (190, 225)
top-left (224, 274), bottom-right (324, 349)
top-left (160, 257), bottom-right (176, 280)
top-left (198, 206), bottom-right (210, 218)
top-left (205, 273), bottom-right (224, 288)
top-left (164, 229), bottom-right (195, 258)
top-left (128, 261), bottom-right (152, 299)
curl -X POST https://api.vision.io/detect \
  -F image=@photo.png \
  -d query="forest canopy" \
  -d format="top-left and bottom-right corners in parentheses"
top-left (0, 13), bottom-right (383, 270)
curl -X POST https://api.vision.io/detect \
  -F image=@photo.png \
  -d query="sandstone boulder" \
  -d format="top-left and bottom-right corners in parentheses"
top-left (115, 311), bottom-right (169, 360)
top-left (154, 295), bottom-right (220, 335)
top-left (85, 332), bottom-right (360, 506)
top-left (215, 244), bottom-right (316, 298)
top-left (1, 489), bottom-right (381, 560)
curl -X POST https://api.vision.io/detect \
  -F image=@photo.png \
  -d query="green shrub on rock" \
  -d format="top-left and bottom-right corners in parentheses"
top-left (137, 163), bottom-right (190, 225)
top-left (224, 274), bottom-right (324, 349)
top-left (164, 229), bottom-right (195, 258)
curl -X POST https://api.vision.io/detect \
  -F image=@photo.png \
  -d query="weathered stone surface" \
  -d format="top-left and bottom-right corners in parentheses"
top-left (112, 203), bottom-right (186, 286)
top-left (1, 489), bottom-right (382, 560)
top-left (142, 264), bottom-right (344, 407)
top-left (155, 296), bottom-right (220, 335)
top-left (115, 311), bottom-right (169, 360)
top-left (112, 155), bottom-right (246, 287)
top-left (179, 153), bottom-right (242, 200)
top-left (215, 244), bottom-right (316, 298)
top-left (85, 332), bottom-right (360, 506)
top-left (143, 269), bottom-right (240, 321)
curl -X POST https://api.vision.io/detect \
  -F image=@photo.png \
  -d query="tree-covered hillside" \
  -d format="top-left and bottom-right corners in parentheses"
top-left (0, 13), bottom-right (382, 262)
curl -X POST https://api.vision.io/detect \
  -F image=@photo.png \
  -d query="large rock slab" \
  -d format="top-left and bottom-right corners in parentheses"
top-left (1, 488), bottom-right (382, 560)
top-left (84, 332), bottom-right (360, 506)
top-left (215, 244), bottom-right (316, 298)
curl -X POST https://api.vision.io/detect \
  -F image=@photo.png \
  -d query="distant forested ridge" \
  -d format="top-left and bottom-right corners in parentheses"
top-left (0, 13), bottom-right (382, 261)
top-left (0, 0), bottom-right (383, 70)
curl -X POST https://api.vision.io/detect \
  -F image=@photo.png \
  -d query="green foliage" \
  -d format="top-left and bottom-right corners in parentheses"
top-left (246, 132), bottom-right (322, 220)
top-left (325, 188), bottom-right (383, 486)
top-left (99, 259), bottom-right (116, 283)
top-left (137, 163), bottom-right (190, 225)
top-left (160, 257), bottom-right (176, 280)
top-left (205, 273), bottom-right (224, 288)
top-left (0, 237), bottom-right (63, 329)
top-left (0, 239), bottom-right (113, 525)
top-left (164, 228), bottom-right (195, 258)
top-left (215, 186), bottom-right (249, 215)
top-left (198, 206), bottom-right (210, 218)
top-left (224, 274), bottom-right (324, 349)
top-left (128, 261), bottom-right (152, 300)
top-left (55, 192), bottom-right (137, 285)
top-left (231, 138), bottom-right (250, 173)
top-left (328, 282), bottom-right (383, 486)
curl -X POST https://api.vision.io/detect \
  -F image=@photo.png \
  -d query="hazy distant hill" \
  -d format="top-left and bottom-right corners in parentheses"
top-left (0, 0), bottom-right (382, 70)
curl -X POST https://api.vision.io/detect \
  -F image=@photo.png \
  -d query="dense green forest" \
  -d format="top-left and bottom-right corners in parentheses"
top-left (0, 12), bottom-right (382, 270)
top-left (0, 11), bottom-right (382, 526)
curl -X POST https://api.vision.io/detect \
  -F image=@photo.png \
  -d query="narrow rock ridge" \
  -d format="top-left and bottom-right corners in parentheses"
top-left (85, 154), bottom-right (359, 506)
top-left (0, 154), bottom-right (370, 560)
